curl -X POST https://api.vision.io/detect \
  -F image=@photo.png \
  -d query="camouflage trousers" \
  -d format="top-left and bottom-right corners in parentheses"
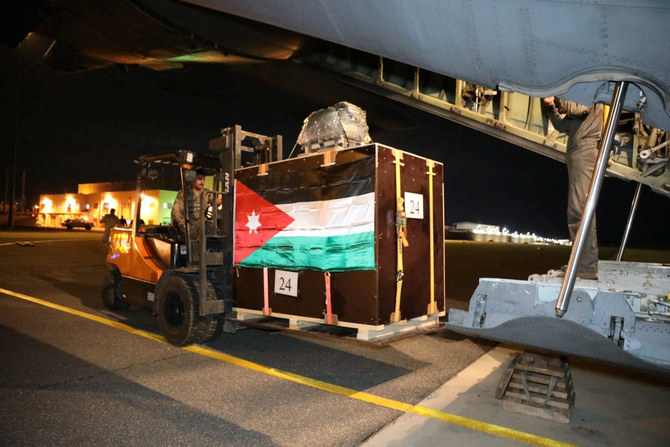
top-left (566, 144), bottom-right (599, 274)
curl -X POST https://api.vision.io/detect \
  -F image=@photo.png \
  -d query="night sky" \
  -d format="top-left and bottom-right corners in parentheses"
top-left (1, 44), bottom-right (669, 246)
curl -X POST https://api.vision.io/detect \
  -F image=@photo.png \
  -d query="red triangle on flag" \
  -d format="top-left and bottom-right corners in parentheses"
top-left (234, 180), bottom-right (295, 265)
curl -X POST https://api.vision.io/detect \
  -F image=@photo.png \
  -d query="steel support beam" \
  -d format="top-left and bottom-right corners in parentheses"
top-left (556, 81), bottom-right (629, 317)
top-left (616, 182), bottom-right (643, 262)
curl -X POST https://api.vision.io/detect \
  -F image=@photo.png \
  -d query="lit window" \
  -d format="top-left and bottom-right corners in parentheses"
top-left (42, 198), bottom-right (52, 213)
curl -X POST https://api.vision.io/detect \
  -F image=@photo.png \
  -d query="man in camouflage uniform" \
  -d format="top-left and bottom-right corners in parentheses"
top-left (541, 97), bottom-right (604, 279)
top-left (171, 171), bottom-right (215, 240)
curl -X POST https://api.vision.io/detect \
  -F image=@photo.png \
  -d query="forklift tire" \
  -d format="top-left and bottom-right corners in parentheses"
top-left (102, 270), bottom-right (129, 310)
top-left (156, 274), bottom-right (221, 346)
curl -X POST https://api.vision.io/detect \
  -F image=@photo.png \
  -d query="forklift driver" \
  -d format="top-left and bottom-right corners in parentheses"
top-left (171, 169), bottom-right (216, 240)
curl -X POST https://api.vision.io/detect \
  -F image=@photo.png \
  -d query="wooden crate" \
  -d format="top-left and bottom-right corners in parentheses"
top-left (496, 352), bottom-right (576, 423)
top-left (232, 143), bottom-right (445, 336)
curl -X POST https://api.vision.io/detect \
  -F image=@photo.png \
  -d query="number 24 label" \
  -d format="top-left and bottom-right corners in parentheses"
top-left (274, 270), bottom-right (299, 297)
top-left (404, 192), bottom-right (424, 219)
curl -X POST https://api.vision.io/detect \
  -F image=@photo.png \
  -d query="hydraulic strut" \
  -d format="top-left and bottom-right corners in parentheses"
top-left (556, 81), bottom-right (629, 318)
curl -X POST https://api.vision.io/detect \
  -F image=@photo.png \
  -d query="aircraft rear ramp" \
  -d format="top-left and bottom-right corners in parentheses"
top-left (446, 260), bottom-right (670, 374)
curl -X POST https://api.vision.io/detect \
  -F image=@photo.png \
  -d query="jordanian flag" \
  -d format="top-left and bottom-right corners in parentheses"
top-left (234, 155), bottom-right (376, 272)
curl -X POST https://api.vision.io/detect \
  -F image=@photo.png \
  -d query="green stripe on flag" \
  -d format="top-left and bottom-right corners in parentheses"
top-left (238, 231), bottom-right (375, 272)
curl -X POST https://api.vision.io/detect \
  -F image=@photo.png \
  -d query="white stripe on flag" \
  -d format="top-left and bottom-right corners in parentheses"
top-left (275, 192), bottom-right (374, 238)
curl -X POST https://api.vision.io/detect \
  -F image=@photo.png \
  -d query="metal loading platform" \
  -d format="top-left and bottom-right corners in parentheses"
top-left (446, 260), bottom-right (670, 375)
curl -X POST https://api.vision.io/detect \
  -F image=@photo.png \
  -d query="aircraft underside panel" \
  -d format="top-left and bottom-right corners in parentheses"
top-left (300, 54), bottom-right (670, 198)
top-left (185, 1), bottom-right (670, 127)
top-left (184, 0), bottom-right (670, 198)
top-left (445, 261), bottom-right (670, 374)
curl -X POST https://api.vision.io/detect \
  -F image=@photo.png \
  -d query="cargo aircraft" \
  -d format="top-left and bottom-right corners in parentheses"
top-left (6, 0), bottom-right (670, 372)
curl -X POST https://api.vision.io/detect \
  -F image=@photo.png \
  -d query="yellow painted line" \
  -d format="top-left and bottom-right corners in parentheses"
top-left (0, 287), bottom-right (165, 343)
top-left (1, 287), bottom-right (575, 447)
top-left (0, 239), bottom-right (89, 247)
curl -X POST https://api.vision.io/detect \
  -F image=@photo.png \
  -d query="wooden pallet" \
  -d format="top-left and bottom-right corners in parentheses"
top-left (495, 352), bottom-right (575, 423)
top-left (233, 307), bottom-right (443, 341)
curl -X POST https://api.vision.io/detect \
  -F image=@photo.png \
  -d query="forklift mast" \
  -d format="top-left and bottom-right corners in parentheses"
top-left (195, 125), bottom-right (283, 316)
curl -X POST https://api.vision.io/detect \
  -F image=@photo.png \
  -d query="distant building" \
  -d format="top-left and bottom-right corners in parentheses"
top-left (37, 181), bottom-right (177, 229)
top-left (451, 222), bottom-right (500, 232)
top-left (447, 221), bottom-right (570, 245)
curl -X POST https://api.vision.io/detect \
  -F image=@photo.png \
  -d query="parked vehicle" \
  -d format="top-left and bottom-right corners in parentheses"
top-left (62, 219), bottom-right (92, 230)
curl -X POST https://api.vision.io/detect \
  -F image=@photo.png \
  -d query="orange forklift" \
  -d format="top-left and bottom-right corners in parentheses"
top-left (102, 125), bottom-right (282, 345)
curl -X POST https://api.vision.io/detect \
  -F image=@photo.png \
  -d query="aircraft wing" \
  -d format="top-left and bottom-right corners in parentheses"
top-left (3, 0), bottom-right (308, 71)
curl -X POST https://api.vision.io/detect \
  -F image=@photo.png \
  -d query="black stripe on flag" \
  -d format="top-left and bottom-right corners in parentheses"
top-left (241, 154), bottom-right (375, 205)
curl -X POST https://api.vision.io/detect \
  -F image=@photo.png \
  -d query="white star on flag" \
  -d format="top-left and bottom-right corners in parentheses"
top-left (245, 210), bottom-right (262, 234)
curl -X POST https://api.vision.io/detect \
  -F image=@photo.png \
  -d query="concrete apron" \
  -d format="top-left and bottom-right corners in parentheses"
top-left (362, 345), bottom-right (670, 447)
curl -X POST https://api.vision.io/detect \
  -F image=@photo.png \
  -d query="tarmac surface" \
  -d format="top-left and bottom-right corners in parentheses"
top-left (363, 346), bottom-right (670, 446)
top-left (1, 228), bottom-right (669, 446)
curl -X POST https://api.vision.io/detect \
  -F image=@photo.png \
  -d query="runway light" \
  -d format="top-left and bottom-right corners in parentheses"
top-left (455, 222), bottom-right (571, 245)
